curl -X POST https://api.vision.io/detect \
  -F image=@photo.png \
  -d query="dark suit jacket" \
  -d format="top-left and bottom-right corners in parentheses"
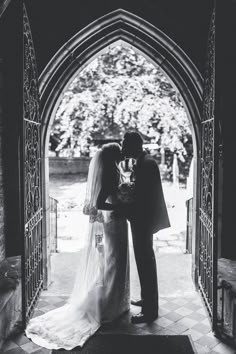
top-left (131, 151), bottom-right (170, 233)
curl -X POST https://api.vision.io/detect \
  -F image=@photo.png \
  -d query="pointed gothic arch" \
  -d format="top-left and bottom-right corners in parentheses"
top-left (40, 9), bottom-right (202, 298)
top-left (40, 9), bottom-right (202, 144)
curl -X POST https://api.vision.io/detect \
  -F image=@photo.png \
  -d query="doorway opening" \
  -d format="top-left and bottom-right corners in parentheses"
top-left (39, 10), bottom-right (203, 297)
top-left (45, 43), bottom-right (196, 303)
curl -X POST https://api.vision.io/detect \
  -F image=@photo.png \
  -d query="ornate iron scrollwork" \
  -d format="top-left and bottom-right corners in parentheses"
top-left (23, 3), bottom-right (43, 324)
top-left (199, 8), bottom-right (217, 322)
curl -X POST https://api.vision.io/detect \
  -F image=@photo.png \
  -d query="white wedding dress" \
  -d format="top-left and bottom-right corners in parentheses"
top-left (26, 151), bottom-right (130, 350)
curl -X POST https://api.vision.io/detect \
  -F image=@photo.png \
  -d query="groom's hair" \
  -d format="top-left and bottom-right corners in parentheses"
top-left (123, 131), bottom-right (143, 151)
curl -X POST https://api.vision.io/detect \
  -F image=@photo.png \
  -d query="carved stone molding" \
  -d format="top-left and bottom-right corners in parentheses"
top-left (39, 9), bottom-right (203, 149)
top-left (0, 0), bottom-right (12, 18)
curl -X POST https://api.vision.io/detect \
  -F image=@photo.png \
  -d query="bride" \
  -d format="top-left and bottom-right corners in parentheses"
top-left (26, 143), bottom-right (130, 350)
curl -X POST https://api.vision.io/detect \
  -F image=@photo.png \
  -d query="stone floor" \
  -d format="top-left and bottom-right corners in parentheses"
top-left (2, 243), bottom-right (236, 354)
top-left (2, 293), bottom-right (235, 354)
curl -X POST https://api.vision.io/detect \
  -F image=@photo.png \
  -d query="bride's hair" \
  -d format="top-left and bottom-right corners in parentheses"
top-left (101, 142), bottom-right (121, 163)
top-left (101, 143), bottom-right (121, 192)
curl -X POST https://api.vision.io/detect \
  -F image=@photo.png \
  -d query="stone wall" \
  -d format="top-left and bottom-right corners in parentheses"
top-left (0, 0), bottom-right (22, 257)
top-left (0, 62), bottom-right (6, 263)
top-left (218, 1), bottom-right (236, 260)
top-left (49, 157), bottom-right (91, 175)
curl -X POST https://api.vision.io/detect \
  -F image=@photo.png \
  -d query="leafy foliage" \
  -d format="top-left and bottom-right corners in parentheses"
top-left (50, 45), bottom-right (192, 160)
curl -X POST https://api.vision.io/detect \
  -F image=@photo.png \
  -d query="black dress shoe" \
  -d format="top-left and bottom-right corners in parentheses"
top-left (131, 312), bottom-right (158, 324)
top-left (131, 299), bottom-right (144, 307)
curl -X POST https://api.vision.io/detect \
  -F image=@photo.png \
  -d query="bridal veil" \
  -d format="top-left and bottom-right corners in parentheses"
top-left (25, 150), bottom-right (107, 349)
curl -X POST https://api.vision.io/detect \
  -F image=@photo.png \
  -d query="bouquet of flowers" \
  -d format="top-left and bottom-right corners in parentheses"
top-left (117, 181), bottom-right (135, 204)
top-left (117, 158), bottom-right (136, 204)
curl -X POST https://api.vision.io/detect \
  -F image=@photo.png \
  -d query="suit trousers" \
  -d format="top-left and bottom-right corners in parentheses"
top-left (130, 221), bottom-right (159, 316)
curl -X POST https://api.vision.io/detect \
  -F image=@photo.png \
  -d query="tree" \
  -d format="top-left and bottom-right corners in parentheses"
top-left (50, 45), bottom-right (191, 159)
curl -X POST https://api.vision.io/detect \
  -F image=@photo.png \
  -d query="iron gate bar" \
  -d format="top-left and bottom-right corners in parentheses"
top-left (24, 118), bottom-right (41, 125)
top-left (198, 5), bottom-right (218, 331)
top-left (25, 209), bottom-right (43, 232)
top-left (22, 3), bottom-right (43, 326)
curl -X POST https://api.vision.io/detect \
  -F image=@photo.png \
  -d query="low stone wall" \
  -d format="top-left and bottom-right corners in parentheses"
top-left (49, 157), bottom-right (91, 175)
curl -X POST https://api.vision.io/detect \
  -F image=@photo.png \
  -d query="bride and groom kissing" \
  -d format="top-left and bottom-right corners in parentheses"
top-left (26, 131), bottom-right (170, 350)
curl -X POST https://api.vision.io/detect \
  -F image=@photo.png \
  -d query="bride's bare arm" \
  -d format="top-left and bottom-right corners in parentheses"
top-left (97, 188), bottom-right (134, 218)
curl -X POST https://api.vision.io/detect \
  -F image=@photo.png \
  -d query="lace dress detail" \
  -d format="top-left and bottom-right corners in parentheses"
top-left (25, 303), bottom-right (100, 350)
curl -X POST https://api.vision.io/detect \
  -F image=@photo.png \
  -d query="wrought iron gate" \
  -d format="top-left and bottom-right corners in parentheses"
top-left (22, 4), bottom-right (43, 325)
top-left (198, 7), bottom-right (218, 330)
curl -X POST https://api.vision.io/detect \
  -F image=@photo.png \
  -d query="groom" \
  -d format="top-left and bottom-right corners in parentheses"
top-left (121, 131), bottom-right (170, 324)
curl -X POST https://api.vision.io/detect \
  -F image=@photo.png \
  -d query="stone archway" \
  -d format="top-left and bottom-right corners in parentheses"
top-left (40, 9), bottom-right (202, 292)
